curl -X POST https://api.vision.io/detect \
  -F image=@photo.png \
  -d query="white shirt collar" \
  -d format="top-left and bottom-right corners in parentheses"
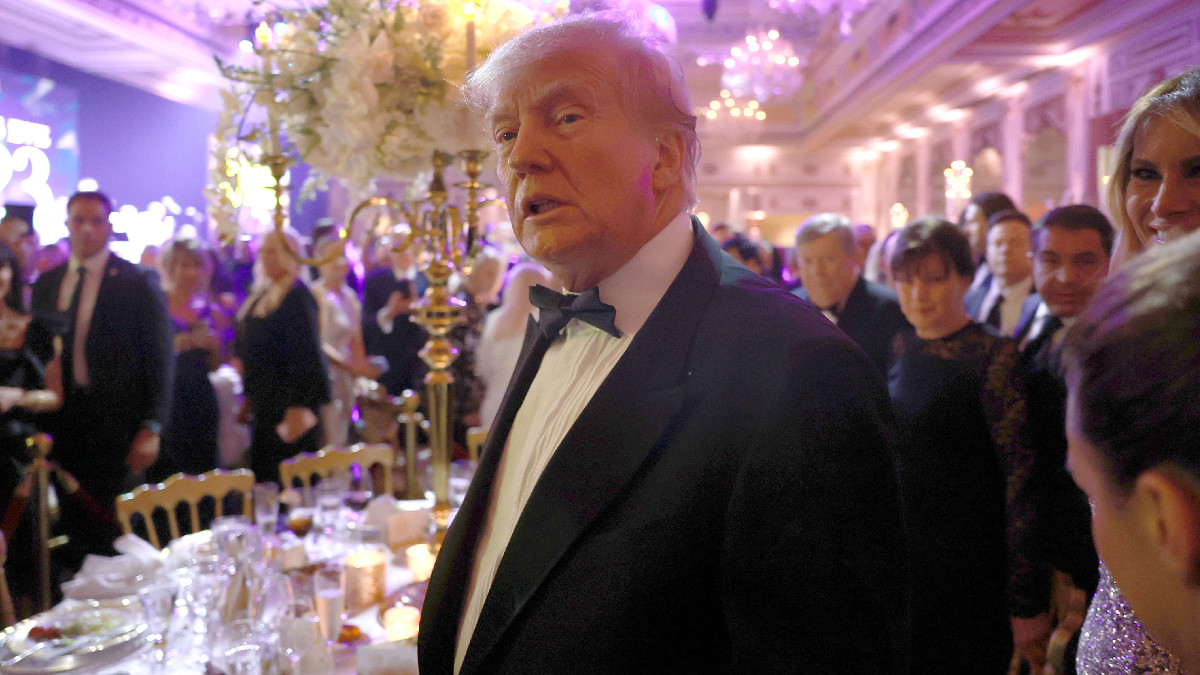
top-left (586, 210), bottom-right (694, 337)
top-left (989, 274), bottom-right (1033, 298)
top-left (70, 248), bottom-right (110, 276)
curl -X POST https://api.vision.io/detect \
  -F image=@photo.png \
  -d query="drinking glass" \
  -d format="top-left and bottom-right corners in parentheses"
top-left (343, 464), bottom-right (374, 513)
top-left (312, 565), bottom-right (345, 645)
top-left (138, 579), bottom-right (178, 672)
top-left (253, 482), bottom-right (281, 534)
top-left (315, 472), bottom-right (349, 542)
top-left (214, 619), bottom-right (265, 675)
top-left (278, 600), bottom-right (320, 675)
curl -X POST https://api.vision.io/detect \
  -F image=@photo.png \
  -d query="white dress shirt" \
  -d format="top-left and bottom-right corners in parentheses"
top-left (57, 248), bottom-right (110, 387)
top-left (977, 275), bottom-right (1032, 337)
top-left (454, 211), bottom-right (694, 673)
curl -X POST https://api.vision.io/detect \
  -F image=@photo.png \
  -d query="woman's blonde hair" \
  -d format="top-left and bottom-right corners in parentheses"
top-left (1107, 67), bottom-right (1200, 268)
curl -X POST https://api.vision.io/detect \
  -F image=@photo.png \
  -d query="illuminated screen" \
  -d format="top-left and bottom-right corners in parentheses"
top-left (0, 67), bottom-right (79, 241)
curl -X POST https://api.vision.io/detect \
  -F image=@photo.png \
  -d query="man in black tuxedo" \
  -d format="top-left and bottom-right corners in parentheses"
top-left (791, 213), bottom-right (911, 379)
top-left (29, 191), bottom-right (173, 552)
top-left (965, 209), bottom-right (1035, 336)
top-left (361, 242), bottom-right (429, 395)
top-left (418, 14), bottom-right (908, 674)
top-left (1015, 204), bottom-right (1113, 664)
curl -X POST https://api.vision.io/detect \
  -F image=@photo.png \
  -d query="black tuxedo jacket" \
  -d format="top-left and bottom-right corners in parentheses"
top-left (361, 268), bottom-right (429, 395)
top-left (29, 253), bottom-right (173, 509)
top-left (419, 223), bottom-right (908, 673)
top-left (30, 254), bottom-right (173, 427)
top-left (1014, 294), bottom-right (1098, 593)
top-left (794, 276), bottom-right (911, 379)
top-left (963, 283), bottom-right (988, 323)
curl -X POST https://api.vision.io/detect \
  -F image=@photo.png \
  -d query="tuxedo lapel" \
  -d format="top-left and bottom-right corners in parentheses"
top-left (419, 316), bottom-right (544, 673)
top-left (458, 222), bottom-right (722, 674)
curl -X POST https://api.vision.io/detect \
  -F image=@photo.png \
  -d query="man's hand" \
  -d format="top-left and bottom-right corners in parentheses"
top-left (384, 289), bottom-right (414, 320)
top-left (1012, 613), bottom-right (1053, 671)
top-left (127, 428), bottom-right (160, 475)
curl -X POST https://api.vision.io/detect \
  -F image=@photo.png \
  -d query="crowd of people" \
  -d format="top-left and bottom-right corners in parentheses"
top-left (0, 191), bottom-right (554, 616)
top-left (0, 11), bottom-right (1196, 674)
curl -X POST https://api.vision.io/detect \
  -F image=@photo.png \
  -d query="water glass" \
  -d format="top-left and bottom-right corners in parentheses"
top-left (313, 565), bottom-right (345, 644)
top-left (253, 482), bottom-right (281, 534)
top-left (138, 579), bottom-right (178, 672)
top-left (278, 601), bottom-right (320, 675)
top-left (214, 619), bottom-right (265, 675)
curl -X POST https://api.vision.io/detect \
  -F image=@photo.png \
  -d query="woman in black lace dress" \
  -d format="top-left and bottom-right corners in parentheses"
top-left (887, 217), bottom-right (1042, 673)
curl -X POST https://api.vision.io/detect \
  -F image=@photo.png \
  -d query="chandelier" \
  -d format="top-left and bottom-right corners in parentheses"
top-left (720, 29), bottom-right (804, 103)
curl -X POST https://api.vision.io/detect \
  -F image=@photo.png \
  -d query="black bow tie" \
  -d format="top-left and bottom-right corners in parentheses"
top-left (528, 285), bottom-right (621, 340)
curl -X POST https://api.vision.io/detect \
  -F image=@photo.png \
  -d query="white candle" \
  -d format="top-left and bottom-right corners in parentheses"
top-left (464, 2), bottom-right (477, 71)
top-left (383, 605), bottom-right (422, 642)
top-left (405, 543), bottom-right (435, 582)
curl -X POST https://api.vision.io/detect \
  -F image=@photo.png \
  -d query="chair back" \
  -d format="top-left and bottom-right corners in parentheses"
top-left (279, 444), bottom-right (395, 496)
top-left (115, 469), bottom-right (255, 548)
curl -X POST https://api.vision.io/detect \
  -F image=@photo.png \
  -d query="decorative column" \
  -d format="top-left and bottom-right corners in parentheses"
top-left (915, 135), bottom-right (931, 217)
top-left (1003, 92), bottom-right (1026, 208)
top-left (1065, 68), bottom-right (1090, 205)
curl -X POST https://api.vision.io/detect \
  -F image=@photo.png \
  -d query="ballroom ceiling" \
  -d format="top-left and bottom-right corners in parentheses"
top-left (0, 0), bottom-right (1183, 154)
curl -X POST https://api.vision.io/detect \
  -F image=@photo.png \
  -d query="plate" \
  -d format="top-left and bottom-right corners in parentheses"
top-left (0, 599), bottom-right (148, 673)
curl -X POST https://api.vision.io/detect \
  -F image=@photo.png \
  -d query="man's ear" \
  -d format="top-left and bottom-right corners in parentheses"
top-left (1135, 469), bottom-right (1200, 586)
top-left (651, 132), bottom-right (685, 193)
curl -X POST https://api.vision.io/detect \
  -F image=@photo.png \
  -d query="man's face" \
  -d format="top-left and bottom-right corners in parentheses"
top-left (985, 219), bottom-right (1032, 285)
top-left (962, 203), bottom-right (988, 258)
top-left (796, 233), bottom-right (858, 309)
top-left (1032, 226), bottom-right (1109, 318)
top-left (489, 49), bottom-right (662, 290)
top-left (66, 198), bottom-right (112, 259)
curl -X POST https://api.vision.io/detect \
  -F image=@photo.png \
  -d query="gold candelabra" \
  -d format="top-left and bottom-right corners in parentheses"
top-left (345, 149), bottom-right (487, 550)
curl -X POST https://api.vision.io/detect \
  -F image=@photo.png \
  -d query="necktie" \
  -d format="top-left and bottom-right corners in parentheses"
top-left (63, 267), bottom-right (86, 389)
top-left (528, 285), bottom-right (621, 340)
top-left (985, 293), bottom-right (1004, 329)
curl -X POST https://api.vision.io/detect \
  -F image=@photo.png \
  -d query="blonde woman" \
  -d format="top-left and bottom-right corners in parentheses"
top-left (234, 229), bottom-right (330, 484)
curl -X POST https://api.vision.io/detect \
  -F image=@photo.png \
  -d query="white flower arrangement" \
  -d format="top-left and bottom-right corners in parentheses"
top-left (207, 0), bottom-right (560, 232)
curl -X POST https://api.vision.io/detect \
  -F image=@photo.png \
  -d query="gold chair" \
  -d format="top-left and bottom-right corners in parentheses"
top-left (466, 426), bottom-right (489, 462)
top-left (279, 443), bottom-right (395, 496)
top-left (115, 469), bottom-right (256, 549)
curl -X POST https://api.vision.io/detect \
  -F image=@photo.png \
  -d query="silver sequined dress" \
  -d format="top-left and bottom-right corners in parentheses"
top-left (1077, 562), bottom-right (1185, 673)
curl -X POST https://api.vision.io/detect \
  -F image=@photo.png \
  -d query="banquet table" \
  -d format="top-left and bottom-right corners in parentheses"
top-left (3, 503), bottom-right (437, 675)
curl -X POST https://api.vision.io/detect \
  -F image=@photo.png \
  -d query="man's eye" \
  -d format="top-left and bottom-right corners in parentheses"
top-left (560, 113), bottom-right (581, 124)
top-left (495, 130), bottom-right (516, 143)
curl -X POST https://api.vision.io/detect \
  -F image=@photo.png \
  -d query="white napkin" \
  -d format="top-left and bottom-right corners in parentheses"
top-left (364, 496), bottom-right (431, 548)
top-left (62, 534), bottom-right (168, 599)
top-left (357, 641), bottom-right (418, 675)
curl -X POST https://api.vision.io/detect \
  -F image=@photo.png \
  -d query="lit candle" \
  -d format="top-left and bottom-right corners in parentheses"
top-left (345, 547), bottom-right (389, 612)
top-left (464, 2), bottom-right (477, 72)
top-left (405, 543), bottom-right (436, 582)
top-left (383, 605), bottom-right (422, 642)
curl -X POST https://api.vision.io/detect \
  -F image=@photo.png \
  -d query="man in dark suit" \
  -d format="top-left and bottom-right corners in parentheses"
top-left (1015, 204), bottom-right (1113, 665)
top-left (361, 241), bottom-right (429, 395)
top-left (418, 14), bottom-right (908, 674)
top-left (29, 191), bottom-right (173, 553)
top-left (791, 213), bottom-right (911, 378)
top-left (964, 208), bottom-right (1035, 336)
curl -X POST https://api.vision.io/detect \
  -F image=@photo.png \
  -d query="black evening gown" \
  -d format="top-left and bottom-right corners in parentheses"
top-left (148, 309), bottom-right (221, 483)
top-left (0, 345), bottom-right (45, 602)
top-left (236, 281), bottom-right (330, 485)
top-left (888, 322), bottom-right (1041, 673)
